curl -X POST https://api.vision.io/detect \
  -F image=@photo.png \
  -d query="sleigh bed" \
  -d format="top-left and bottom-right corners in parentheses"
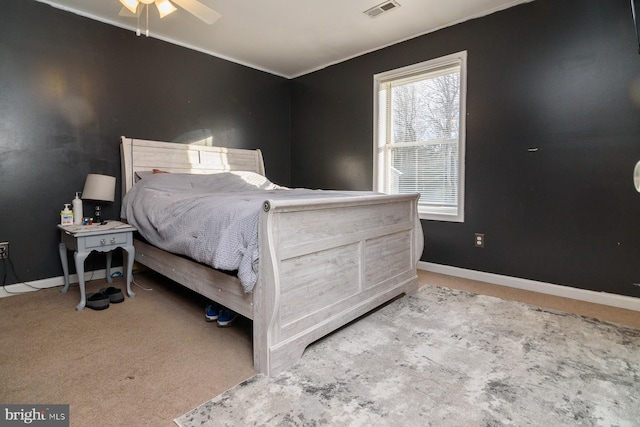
top-left (120, 136), bottom-right (423, 376)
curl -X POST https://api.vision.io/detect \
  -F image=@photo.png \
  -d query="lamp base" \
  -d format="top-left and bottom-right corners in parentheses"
top-left (94, 205), bottom-right (105, 225)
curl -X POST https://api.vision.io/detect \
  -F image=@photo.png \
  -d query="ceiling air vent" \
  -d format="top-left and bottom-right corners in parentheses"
top-left (364, 0), bottom-right (401, 18)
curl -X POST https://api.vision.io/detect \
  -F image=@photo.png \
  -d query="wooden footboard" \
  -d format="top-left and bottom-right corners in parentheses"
top-left (133, 192), bottom-right (422, 376)
top-left (253, 193), bottom-right (422, 375)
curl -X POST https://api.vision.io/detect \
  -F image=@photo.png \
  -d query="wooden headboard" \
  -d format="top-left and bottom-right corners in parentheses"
top-left (120, 136), bottom-right (266, 195)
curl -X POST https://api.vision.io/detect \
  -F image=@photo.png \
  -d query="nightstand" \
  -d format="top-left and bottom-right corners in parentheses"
top-left (58, 221), bottom-right (136, 311)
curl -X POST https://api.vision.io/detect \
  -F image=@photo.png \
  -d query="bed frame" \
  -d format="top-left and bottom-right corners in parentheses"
top-left (120, 136), bottom-right (423, 376)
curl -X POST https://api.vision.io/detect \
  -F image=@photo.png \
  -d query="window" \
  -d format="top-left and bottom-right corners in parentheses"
top-left (374, 51), bottom-right (467, 222)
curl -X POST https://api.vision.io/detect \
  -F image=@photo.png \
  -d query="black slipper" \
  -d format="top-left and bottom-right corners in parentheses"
top-left (86, 292), bottom-right (110, 310)
top-left (99, 287), bottom-right (125, 304)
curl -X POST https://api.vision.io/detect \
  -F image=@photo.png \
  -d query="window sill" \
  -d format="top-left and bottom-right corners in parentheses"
top-left (419, 206), bottom-right (463, 222)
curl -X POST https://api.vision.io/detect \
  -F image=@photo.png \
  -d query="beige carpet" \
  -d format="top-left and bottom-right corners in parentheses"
top-left (0, 272), bottom-right (256, 427)
top-left (1, 269), bottom-right (637, 426)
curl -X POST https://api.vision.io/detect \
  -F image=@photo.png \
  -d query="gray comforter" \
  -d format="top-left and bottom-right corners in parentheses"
top-left (121, 171), bottom-right (371, 292)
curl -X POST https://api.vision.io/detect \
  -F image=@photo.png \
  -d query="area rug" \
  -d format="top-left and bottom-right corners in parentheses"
top-left (175, 285), bottom-right (640, 426)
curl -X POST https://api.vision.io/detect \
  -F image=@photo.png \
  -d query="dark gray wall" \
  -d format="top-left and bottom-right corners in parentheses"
top-left (291, 0), bottom-right (640, 297)
top-left (0, 0), bottom-right (291, 284)
top-left (4, 0), bottom-right (640, 299)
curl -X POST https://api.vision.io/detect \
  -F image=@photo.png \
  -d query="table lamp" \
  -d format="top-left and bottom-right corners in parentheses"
top-left (82, 174), bottom-right (116, 224)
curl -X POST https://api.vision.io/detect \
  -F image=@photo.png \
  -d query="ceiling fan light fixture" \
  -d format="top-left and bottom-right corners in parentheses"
top-left (119, 0), bottom-right (139, 14)
top-left (117, 0), bottom-right (222, 31)
top-left (155, 0), bottom-right (178, 18)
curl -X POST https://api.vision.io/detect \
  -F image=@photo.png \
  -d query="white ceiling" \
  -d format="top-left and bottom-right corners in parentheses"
top-left (37, 0), bottom-right (532, 78)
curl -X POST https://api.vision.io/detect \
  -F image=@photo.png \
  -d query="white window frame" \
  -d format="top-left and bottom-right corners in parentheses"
top-left (373, 51), bottom-right (467, 222)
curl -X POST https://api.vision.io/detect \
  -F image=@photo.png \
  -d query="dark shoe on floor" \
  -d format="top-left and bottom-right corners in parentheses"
top-left (100, 287), bottom-right (124, 304)
top-left (205, 303), bottom-right (220, 322)
top-left (217, 309), bottom-right (238, 327)
top-left (86, 292), bottom-right (110, 310)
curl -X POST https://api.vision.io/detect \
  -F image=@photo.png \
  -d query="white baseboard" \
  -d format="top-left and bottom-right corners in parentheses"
top-left (0, 267), bottom-right (124, 298)
top-left (418, 261), bottom-right (640, 312)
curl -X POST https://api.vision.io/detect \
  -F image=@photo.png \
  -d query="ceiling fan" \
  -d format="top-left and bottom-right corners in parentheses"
top-left (118, 0), bottom-right (221, 27)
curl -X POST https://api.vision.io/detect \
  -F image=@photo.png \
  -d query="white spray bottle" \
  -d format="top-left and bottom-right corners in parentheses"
top-left (72, 192), bottom-right (83, 224)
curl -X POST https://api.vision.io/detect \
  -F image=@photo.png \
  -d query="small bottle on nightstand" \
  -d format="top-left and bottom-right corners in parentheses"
top-left (60, 204), bottom-right (73, 225)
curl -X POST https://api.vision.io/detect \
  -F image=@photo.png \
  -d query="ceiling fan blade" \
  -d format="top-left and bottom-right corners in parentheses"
top-left (171, 0), bottom-right (221, 24)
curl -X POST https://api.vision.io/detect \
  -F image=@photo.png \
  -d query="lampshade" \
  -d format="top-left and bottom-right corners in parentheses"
top-left (82, 174), bottom-right (116, 202)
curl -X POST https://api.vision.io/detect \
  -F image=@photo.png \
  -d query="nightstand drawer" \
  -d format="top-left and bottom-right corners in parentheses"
top-left (84, 233), bottom-right (128, 249)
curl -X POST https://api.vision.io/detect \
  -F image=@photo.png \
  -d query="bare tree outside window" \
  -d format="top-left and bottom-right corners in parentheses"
top-left (375, 51), bottom-right (466, 221)
top-left (391, 72), bottom-right (460, 206)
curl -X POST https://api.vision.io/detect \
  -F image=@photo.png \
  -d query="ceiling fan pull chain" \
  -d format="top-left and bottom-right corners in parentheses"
top-left (136, 5), bottom-right (141, 36)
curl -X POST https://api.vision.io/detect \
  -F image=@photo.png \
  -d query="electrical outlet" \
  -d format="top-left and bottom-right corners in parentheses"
top-left (0, 242), bottom-right (8, 259)
top-left (475, 233), bottom-right (484, 248)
